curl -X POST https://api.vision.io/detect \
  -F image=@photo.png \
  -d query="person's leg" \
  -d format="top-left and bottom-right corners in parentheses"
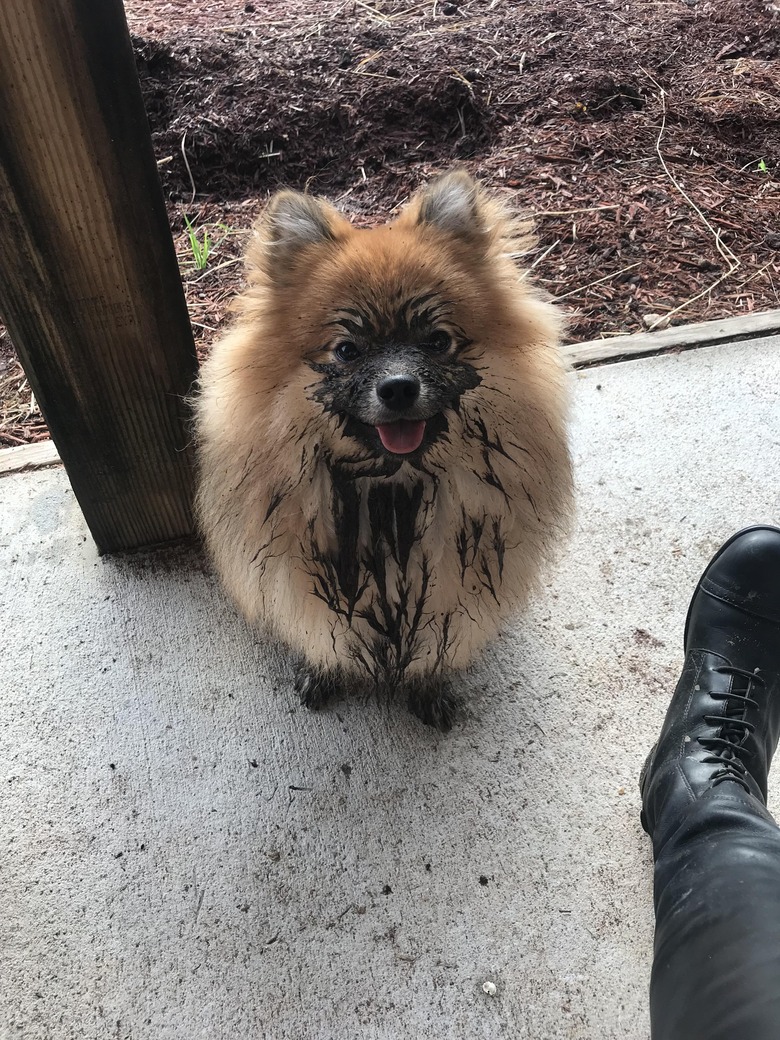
top-left (641, 526), bottom-right (780, 1040)
top-left (649, 786), bottom-right (780, 1038)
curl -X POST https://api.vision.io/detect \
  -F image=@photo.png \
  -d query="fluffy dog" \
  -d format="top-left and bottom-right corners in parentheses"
top-left (194, 170), bottom-right (573, 728)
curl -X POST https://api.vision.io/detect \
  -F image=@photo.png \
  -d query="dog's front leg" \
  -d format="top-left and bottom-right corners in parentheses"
top-left (406, 676), bottom-right (459, 731)
top-left (293, 660), bottom-right (341, 711)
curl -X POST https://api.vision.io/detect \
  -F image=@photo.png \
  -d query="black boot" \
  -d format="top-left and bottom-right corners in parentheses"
top-left (641, 525), bottom-right (780, 851)
top-left (640, 526), bottom-right (780, 1040)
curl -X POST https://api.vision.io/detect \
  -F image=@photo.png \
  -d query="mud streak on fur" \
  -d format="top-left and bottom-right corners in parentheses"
top-left (301, 456), bottom-right (452, 684)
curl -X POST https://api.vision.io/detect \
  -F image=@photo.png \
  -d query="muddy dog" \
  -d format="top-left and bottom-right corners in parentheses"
top-left (194, 170), bottom-right (573, 728)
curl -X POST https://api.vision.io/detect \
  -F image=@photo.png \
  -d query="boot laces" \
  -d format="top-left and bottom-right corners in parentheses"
top-left (698, 666), bottom-right (764, 793)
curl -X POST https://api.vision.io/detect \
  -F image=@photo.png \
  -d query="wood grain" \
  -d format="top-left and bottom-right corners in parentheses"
top-left (0, 0), bottom-right (198, 552)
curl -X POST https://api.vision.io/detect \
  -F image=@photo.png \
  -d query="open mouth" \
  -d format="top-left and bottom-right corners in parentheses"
top-left (375, 418), bottom-right (427, 455)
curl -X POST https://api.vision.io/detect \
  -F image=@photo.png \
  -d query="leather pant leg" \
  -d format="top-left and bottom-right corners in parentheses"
top-left (650, 787), bottom-right (780, 1040)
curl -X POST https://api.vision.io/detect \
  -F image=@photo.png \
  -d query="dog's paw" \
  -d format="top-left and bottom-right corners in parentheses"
top-left (406, 679), bottom-right (459, 732)
top-left (293, 663), bottom-right (339, 710)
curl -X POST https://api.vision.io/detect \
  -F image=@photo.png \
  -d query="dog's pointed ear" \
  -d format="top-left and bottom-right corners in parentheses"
top-left (249, 190), bottom-right (347, 280)
top-left (265, 191), bottom-right (337, 249)
top-left (398, 170), bottom-right (484, 240)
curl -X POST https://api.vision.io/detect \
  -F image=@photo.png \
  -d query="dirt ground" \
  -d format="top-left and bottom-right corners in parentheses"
top-left (1, 0), bottom-right (779, 446)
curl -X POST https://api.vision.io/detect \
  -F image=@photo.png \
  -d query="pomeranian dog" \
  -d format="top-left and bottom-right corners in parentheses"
top-left (194, 170), bottom-right (572, 728)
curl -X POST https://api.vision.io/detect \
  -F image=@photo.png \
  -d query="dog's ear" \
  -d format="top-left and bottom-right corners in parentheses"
top-left (264, 191), bottom-right (337, 249)
top-left (396, 170), bottom-right (535, 267)
top-left (249, 190), bottom-right (347, 281)
top-left (398, 170), bottom-right (485, 240)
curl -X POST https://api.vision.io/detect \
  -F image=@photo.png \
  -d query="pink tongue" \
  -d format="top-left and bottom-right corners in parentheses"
top-left (376, 419), bottom-right (426, 454)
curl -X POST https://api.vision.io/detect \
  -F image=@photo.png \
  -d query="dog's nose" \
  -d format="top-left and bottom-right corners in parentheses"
top-left (376, 374), bottom-right (420, 411)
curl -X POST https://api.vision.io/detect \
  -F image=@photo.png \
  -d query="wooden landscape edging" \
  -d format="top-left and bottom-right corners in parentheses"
top-left (0, 0), bottom-right (198, 552)
top-left (0, 440), bottom-right (61, 477)
top-left (565, 309), bottom-right (780, 368)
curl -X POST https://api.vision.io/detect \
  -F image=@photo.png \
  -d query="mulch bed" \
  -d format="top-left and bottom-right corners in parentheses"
top-left (1, 0), bottom-right (778, 446)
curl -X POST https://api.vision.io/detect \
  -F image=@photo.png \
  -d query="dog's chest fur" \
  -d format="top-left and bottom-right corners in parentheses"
top-left (284, 454), bottom-right (516, 683)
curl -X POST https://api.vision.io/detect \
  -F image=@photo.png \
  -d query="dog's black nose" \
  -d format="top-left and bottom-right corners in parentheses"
top-left (376, 374), bottom-right (420, 411)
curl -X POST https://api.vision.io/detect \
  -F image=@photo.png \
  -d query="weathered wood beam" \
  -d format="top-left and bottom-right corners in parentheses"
top-left (0, 0), bottom-right (198, 552)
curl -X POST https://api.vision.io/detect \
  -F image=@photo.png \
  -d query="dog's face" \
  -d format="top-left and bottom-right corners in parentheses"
top-left (238, 172), bottom-right (540, 469)
top-left (306, 280), bottom-right (483, 458)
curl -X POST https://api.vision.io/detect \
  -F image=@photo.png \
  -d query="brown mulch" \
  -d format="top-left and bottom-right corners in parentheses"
top-left (1, 0), bottom-right (779, 446)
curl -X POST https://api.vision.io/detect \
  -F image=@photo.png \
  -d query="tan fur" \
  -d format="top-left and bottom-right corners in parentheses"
top-left (194, 172), bottom-right (573, 686)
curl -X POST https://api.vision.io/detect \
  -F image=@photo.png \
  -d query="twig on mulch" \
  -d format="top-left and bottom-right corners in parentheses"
top-left (557, 262), bottom-right (642, 302)
top-left (641, 73), bottom-right (741, 331)
top-left (181, 132), bottom-right (197, 206)
top-left (519, 238), bottom-right (560, 280)
top-left (0, 355), bottom-right (46, 447)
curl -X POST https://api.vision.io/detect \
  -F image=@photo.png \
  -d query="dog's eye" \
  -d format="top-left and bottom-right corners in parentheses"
top-left (424, 330), bottom-right (452, 353)
top-left (334, 341), bottom-right (360, 362)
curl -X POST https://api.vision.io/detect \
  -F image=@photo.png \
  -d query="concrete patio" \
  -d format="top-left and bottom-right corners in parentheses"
top-left (2, 332), bottom-right (780, 1039)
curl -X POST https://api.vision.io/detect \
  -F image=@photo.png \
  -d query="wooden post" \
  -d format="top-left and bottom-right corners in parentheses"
top-left (0, 0), bottom-right (199, 552)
